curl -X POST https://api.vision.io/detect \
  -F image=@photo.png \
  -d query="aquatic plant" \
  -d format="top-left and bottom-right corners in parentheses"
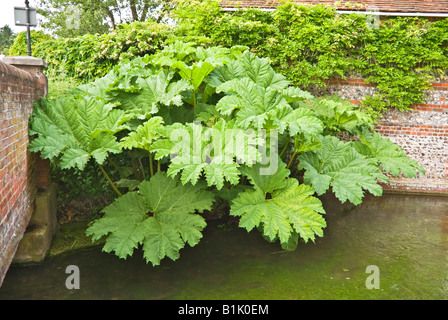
top-left (28, 42), bottom-right (424, 265)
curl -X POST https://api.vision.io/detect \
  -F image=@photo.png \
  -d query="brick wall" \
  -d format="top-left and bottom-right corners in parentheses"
top-left (0, 57), bottom-right (48, 286)
top-left (315, 77), bottom-right (448, 194)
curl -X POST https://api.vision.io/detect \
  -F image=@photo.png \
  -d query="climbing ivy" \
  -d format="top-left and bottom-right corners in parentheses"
top-left (361, 17), bottom-right (448, 113)
top-left (173, 0), bottom-right (448, 113)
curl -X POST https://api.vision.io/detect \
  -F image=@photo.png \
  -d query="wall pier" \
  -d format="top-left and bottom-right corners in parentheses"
top-left (0, 57), bottom-right (55, 287)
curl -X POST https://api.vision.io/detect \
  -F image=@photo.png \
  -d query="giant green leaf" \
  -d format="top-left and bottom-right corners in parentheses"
top-left (307, 95), bottom-right (374, 134)
top-left (150, 120), bottom-right (260, 189)
top-left (75, 57), bottom-right (156, 101)
top-left (172, 60), bottom-right (217, 90)
top-left (238, 51), bottom-right (290, 90)
top-left (238, 160), bottom-right (291, 194)
top-left (151, 40), bottom-right (197, 65)
top-left (353, 128), bottom-right (425, 177)
top-left (206, 59), bottom-right (245, 88)
top-left (29, 96), bottom-right (129, 170)
top-left (153, 41), bottom-right (233, 91)
top-left (297, 135), bottom-right (388, 205)
top-left (86, 171), bottom-right (215, 266)
top-left (208, 50), bottom-right (290, 91)
top-left (108, 69), bottom-right (192, 118)
top-left (282, 86), bottom-right (315, 103)
top-left (216, 77), bottom-right (290, 130)
top-left (230, 175), bottom-right (326, 247)
top-left (274, 107), bottom-right (324, 136)
top-left (120, 116), bottom-right (165, 151)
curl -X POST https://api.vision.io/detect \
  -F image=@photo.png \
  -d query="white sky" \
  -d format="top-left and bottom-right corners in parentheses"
top-left (0, 1), bottom-right (172, 35)
top-left (0, 0), bottom-right (42, 33)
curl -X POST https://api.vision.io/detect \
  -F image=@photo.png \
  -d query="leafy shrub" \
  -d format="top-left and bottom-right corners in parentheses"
top-left (29, 42), bottom-right (424, 266)
top-left (9, 21), bottom-right (170, 83)
top-left (8, 30), bottom-right (53, 56)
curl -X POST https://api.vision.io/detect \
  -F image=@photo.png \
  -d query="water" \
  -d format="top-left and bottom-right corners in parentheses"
top-left (1, 193), bottom-right (447, 300)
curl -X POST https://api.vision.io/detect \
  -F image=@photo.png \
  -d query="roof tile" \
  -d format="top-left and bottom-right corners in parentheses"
top-left (220, 0), bottom-right (448, 13)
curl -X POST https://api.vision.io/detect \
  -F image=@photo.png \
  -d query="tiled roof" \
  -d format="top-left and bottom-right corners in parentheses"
top-left (219, 0), bottom-right (448, 14)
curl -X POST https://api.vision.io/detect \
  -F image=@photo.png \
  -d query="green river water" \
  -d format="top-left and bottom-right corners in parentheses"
top-left (1, 193), bottom-right (447, 300)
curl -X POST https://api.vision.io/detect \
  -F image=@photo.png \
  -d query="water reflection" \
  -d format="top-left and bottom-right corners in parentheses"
top-left (1, 194), bottom-right (447, 300)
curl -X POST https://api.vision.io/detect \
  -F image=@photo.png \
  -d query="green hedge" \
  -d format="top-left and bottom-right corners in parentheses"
top-left (9, 21), bottom-right (171, 83)
top-left (8, 30), bottom-right (54, 56)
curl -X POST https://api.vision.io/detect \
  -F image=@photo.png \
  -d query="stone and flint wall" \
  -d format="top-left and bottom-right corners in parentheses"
top-left (316, 77), bottom-right (448, 195)
top-left (0, 56), bottom-right (52, 287)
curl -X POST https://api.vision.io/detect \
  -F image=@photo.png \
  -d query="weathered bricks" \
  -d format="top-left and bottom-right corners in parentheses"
top-left (0, 57), bottom-right (48, 287)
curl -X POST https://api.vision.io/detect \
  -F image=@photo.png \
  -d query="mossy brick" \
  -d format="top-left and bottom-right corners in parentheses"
top-left (12, 222), bottom-right (56, 263)
top-left (0, 58), bottom-right (47, 286)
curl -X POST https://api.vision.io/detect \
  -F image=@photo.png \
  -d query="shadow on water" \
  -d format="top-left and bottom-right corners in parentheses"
top-left (1, 193), bottom-right (448, 300)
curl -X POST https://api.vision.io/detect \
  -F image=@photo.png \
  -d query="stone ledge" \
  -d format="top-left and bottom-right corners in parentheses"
top-left (12, 223), bottom-right (56, 263)
top-left (2, 56), bottom-right (48, 68)
top-left (381, 178), bottom-right (448, 196)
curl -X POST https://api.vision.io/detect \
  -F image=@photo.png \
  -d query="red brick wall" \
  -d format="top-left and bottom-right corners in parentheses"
top-left (0, 60), bottom-right (47, 285)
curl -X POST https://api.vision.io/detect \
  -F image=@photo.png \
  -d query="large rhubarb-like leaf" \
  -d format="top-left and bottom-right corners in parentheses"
top-left (307, 95), bottom-right (374, 134)
top-left (172, 60), bottom-right (217, 91)
top-left (75, 56), bottom-right (156, 101)
top-left (151, 120), bottom-right (260, 189)
top-left (238, 159), bottom-right (291, 194)
top-left (120, 116), bottom-right (165, 151)
top-left (86, 171), bottom-right (215, 266)
top-left (208, 51), bottom-right (289, 90)
top-left (297, 135), bottom-right (388, 205)
top-left (353, 128), bottom-right (425, 177)
top-left (282, 86), bottom-right (315, 103)
top-left (152, 41), bottom-right (236, 90)
top-left (29, 96), bottom-right (129, 170)
top-left (107, 70), bottom-right (192, 118)
top-left (274, 107), bottom-right (324, 136)
top-left (216, 77), bottom-right (291, 130)
top-left (231, 162), bottom-right (326, 248)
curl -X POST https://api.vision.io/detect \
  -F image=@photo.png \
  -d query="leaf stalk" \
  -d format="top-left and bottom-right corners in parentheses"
top-left (149, 152), bottom-right (154, 177)
top-left (98, 163), bottom-right (122, 197)
top-left (286, 150), bottom-right (298, 169)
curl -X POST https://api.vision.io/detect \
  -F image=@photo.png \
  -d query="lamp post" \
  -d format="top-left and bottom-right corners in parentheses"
top-left (25, 0), bottom-right (32, 56)
top-left (14, 0), bottom-right (37, 55)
